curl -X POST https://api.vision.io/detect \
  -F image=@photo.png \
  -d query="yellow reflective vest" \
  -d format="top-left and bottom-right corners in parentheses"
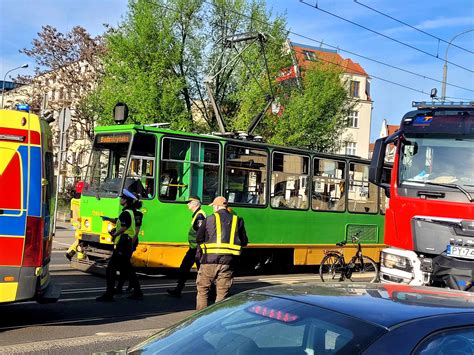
top-left (114, 209), bottom-right (136, 245)
top-left (202, 212), bottom-right (242, 256)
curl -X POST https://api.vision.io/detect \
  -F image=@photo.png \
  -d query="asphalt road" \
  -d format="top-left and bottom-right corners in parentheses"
top-left (0, 223), bottom-right (373, 354)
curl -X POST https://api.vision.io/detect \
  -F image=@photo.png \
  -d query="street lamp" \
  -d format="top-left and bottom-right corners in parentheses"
top-left (441, 29), bottom-right (474, 101)
top-left (1, 63), bottom-right (29, 109)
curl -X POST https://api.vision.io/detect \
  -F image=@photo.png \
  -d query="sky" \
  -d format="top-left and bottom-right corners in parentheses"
top-left (1, 0), bottom-right (473, 141)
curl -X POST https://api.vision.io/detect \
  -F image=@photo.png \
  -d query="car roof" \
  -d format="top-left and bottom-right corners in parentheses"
top-left (250, 283), bottom-right (474, 328)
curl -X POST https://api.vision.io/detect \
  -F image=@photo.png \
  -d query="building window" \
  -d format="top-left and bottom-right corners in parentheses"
top-left (271, 152), bottom-right (310, 210)
top-left (303, 50), bottom-right (317, 61)
top-left (348, 111), bottom-right (359, 128)
top-left (350, 81), bottom-right (360, 98)
top-left (345, 142), bottom-right (357, 156)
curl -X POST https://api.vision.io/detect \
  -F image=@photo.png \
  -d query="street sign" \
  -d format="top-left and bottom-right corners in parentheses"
top-left (59, 107), bottom-right (71, 133)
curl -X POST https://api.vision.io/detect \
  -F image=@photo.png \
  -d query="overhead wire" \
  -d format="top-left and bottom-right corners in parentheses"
top-left (289, 32), bottom-right (474, 94)
top-left (146, 0), bottom-right (473, 99)
top-left (201, 0), bottom-right (472, 98)
top-left (299, 0), bottom-right (474, 74)
top-left (353, 0), bottom-right (474, 55)
top-left (312, 55), bottom-right (431, 97)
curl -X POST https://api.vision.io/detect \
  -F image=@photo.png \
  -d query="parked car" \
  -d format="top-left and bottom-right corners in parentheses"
top-left (100, 283), bottom-right (474, 354)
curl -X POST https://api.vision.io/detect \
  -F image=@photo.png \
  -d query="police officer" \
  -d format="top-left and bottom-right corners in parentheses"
top-left (96, 189), bottom-right (142, 302)
top-left (167, 196), bottom-right (206, 297)
top-left (116, 198), bottom-right (143, 295)
top-left (195, 196), bottom-right (248, 310)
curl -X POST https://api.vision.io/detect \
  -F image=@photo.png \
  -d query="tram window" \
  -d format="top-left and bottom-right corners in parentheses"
top-left (126, 134), bottom-right (156, 199)
top-left (160, 138), bottom-right (220, 204)
top-left (84, 137), bottom-right (129, 197)
top-left (312, 158), bottom-right (346, 212)
top-left (271, 152), bottom-right (309, 210)
top-left (348, 163), bottom-right (378, 213)
top-left (224, 145), bottom-right (268, 205)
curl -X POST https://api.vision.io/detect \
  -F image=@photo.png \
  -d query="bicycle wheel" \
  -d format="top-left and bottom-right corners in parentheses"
top-left (352, 256), bottom-right (378, 283)
top-left (319, 254), bottom-right (344, 282)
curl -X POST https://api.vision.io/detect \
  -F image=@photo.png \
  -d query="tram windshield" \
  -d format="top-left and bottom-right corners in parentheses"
top-left (83, 133), bottom-right (132, 198)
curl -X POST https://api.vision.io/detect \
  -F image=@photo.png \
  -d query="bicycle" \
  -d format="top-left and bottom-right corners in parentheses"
top-left (319, 232), bottom-right (379, 283)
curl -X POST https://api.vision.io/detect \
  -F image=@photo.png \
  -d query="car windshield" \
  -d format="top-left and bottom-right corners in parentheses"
top-left (399, 136), bottom-right (474, 190)
top-left (83, 133), bottom-right (132, 198)
top-left (129, 293), bottom-right (385, 354)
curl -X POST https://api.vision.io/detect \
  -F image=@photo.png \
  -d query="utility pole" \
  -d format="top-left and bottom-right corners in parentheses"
top-left (441, 29), bottom-right (474, 101)
top-left (1, 63), bottom-right (28, 108)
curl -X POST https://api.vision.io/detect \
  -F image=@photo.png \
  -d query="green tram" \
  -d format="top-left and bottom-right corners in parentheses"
top-left (72, 123), bottom-right (389, 274)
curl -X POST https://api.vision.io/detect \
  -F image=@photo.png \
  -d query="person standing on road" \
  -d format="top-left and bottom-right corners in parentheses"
top-left (96, 189), bottom-right (143, 302)
top-left (116, 198), bottom-right (143, 295)
top-left (167, 196), bottom-right (206, 298)
top-left (195, 196), bottom-right (248, 310)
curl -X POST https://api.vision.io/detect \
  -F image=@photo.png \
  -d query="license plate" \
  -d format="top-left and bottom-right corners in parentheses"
top-left (447, 245), bottom-right (474, 260)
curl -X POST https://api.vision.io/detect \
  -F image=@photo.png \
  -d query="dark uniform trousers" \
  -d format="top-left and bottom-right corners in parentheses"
top-left (176, 247), bottom-right (201, 292)
top-left (106, 236), bottom-right (139, 294)
top-left (196, 264), bottom-right (233, 310)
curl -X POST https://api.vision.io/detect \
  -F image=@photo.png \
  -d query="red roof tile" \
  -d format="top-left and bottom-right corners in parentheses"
top-left (387, 125), bottom-right (398, 136)
top-left (291, 44), bottom-right (368, 76)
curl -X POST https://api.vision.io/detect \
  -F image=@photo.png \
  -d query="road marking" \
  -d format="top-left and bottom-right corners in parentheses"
top-left (0, 328), bottom-right (162, 353)
top-left (52, 241), bottom-right (71, 247)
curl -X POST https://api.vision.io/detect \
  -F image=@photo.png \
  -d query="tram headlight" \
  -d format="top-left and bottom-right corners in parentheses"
top-left (84, 219), bottom-right (90, 229)
top-left (381, 252), bottom-right (413, 272)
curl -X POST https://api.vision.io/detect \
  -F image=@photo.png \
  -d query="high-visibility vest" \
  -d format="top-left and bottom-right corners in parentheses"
top-left (202, 213), bottom-right (242, 256)
top-left (115, 209), bottom-right (136, 245)
top-left (188, 209), bottom-right (206, 249)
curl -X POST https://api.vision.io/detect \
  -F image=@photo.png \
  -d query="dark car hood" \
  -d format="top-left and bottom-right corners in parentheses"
top-left (248, 283), bottom-right (474, 328)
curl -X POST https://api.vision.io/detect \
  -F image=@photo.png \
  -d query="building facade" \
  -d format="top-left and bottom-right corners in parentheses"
top-left (285, 42), bottom-right (373, 158)
top-left (2, 61), bottom-right (96, 192)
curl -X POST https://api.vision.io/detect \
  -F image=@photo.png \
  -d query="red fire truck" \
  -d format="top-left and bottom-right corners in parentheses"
top-left (370, 101), bottom-right (474, 292)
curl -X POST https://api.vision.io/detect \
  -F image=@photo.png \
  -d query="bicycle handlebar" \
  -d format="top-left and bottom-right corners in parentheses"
top-left (336, 232), bottom-right (361, 247)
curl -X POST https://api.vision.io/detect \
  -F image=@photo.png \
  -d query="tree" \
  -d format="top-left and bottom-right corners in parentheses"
top-left (269, 63), bottom-right (354, 152)
top-left (91, 0), bottom-right (290, 132)
top-left (17, 25), bottom-right (105, 180)
top-left (199, 0), bottom-right (291, 132)
top-left (70, 0), bottom-right (348, 153)
top-left (92, 0), bottom-right (204, 129)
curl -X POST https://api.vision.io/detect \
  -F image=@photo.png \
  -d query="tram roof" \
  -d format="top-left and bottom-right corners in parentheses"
top-left (94, 123), bottom-right (375, 164)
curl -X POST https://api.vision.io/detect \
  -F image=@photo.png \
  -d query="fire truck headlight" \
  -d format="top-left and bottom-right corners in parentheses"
top-left (381, 252), bottom-right (413, 272)
top-left (84, 219), bottom-right (90, 229)
top-left (107, 223), bottom-right (113, 232)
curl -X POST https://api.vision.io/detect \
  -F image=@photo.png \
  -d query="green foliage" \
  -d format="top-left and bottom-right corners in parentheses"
top-left (89, 0), bottom-right (352, 153)
top-left (94, 0), bottom-right (203, 130)
top-left (269, 63), bottom-right (353, 152)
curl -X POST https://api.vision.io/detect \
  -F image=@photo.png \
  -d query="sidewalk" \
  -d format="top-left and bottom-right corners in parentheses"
top-left (53, 221), bottom-right (76, 250)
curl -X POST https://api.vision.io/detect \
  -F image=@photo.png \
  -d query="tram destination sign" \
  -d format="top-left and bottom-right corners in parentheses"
top-left (97, 134), bottom-right (131, 144)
